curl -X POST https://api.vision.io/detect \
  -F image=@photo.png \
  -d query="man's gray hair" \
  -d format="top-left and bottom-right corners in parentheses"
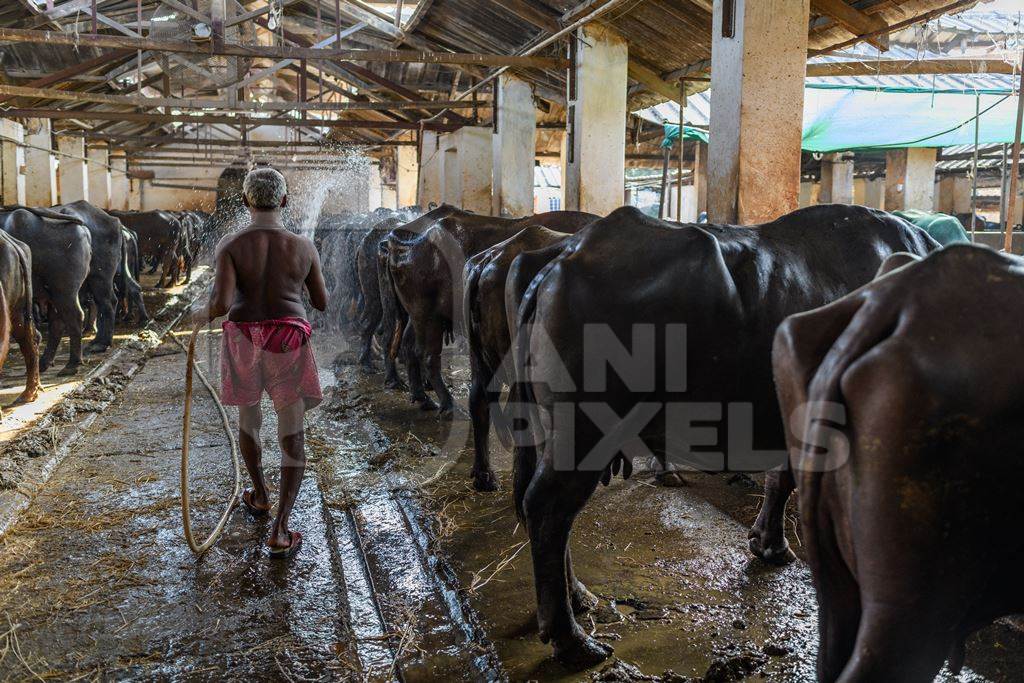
top-left (243, 167), bottom-right (287, 209)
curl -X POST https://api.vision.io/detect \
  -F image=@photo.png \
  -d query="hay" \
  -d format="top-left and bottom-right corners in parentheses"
top-left (467, 541), bottom-right (529, 595)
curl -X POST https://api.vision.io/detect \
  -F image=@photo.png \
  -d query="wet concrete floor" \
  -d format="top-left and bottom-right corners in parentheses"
top-left (0, 327), bottom-right (1022, 681)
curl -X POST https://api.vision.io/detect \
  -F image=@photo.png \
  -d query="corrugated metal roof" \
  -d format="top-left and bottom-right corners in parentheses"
top-left (930, 10), bottom-right (1022, 34)
top-left (808, 43), bottom-right (1017, 93)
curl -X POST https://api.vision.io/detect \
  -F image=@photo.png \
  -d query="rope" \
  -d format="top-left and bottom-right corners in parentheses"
top-left (169, 324), bottom-right (243, 555)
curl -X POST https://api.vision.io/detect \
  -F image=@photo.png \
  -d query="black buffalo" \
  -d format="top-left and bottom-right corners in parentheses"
top-left (511, 204), bottom-right (938, 667)
top-left (355, 216), bottom-right (403, 372)
top-left (385, 207), bottom-right (598, 416)
top-left (773, 245), bottom-right (1024, 682)
top-left (110, 209), bottom-right (185, 288)
top-left (0, 229), bottom-right (39, 409)
top-left (462, 225), bottom-right (580, 491)
top-left (0, 207), bottom-right (91, 373)
top-left (54, 201), bottom-right (123, 353)
top-left (116, 228), bottom-right (149, 325)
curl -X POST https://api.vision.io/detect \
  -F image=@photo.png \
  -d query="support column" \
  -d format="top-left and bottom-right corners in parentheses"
top-left (368, 162), bottom-right (383, 210)
top-left (396, 143), bottom-right (418, 208)
top-left (0, 119), bottom-right (26, 205)
top-left (24, 119), bottom-right (57, 207)
top-left (885, 148), bottom-right (937, 211)
top-left (936, 175), bottom-right (971, 215)
top-left (564, 24), bottom-right (627, 216)
top-left (57, 134), bottom-right (88, 204)
top-left (87, 144), bottom-right (111, 209)
top-left (109, 150), bottom-right (129, 211)
top-left (694, 140), bottom-right (708, 218)
top-left (417, 130), bottom-right (442, 207)
top-left (438, 127), bottom-right (492, 214)
top-left (708, 0), bottom-right (810, 224)
top-left (129, 177), bottom-right (142, 211)
top-left (492, 75), bottom-right (537, 217)
top-left (818, 153), bottom-right (854, 204)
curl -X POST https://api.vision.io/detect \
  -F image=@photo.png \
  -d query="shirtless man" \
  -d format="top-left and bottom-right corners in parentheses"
top-left (194, 167), bottom-right (328, 559)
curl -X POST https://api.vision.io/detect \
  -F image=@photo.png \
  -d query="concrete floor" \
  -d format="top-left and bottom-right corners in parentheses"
top-left (0, 329), bottom-right (1021, 681)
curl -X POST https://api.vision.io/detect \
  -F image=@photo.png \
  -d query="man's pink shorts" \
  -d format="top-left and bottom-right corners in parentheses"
top-left (220, 317), bottom-right (323, 410)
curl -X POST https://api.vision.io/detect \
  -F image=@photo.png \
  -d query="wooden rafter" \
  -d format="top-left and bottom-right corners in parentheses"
top-left (0, 83), bottom-right (485, 110)
top-left (2, 108), bottom-right (462, 130)
top-left (0, 27), bottom-right (568, 68)
top-left (811, 0), bottom-right (891, 51)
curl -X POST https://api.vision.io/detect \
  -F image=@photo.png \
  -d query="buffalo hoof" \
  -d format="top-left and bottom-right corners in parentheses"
top-left (748, 530), bottom-right (796, 566)
top-left (384, 377), bottom-right (407, 391)
top-left (58, 363), bottom-right (82, 377)
top-left (471, 468), bottom-right (498, 492)
top-left (415, 396), bottom-right (438, 412)
top-left (85, 343), bottom-right (109, 355)
top-left (553, 634), bottom-right (613, 670)
top-left (437, 404), bottom-right (455, 420)
top-left (13, 388), bottom-right (39, 405)
top-left (656, 471), bottom-right (689, 487)
top-left (39, 359), bottom-right (52, 373)
top-left (570, 581), bottom-right (599, 615)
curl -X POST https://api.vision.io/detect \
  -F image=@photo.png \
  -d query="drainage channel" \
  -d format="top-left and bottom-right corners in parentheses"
top-left (311, 408), bottom-right (506, 681)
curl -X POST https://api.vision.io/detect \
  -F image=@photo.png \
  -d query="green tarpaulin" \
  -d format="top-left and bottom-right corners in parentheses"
top-left (893, 209), bottom-right (970, 246)
top-left (661, 88), bottom-right (1019, 153)
top-left (660, 124), bottom-right (709, 148)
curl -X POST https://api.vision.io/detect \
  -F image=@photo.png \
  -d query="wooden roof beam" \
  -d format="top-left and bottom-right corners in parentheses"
top-left (811, 0), bottom-right (890, 51)
top-left (806, 58), bottom-right (1017, 77)
top-left (0, 27), bottom-right (568, 68)
top-left (2, 108), bottom-right (462, 130)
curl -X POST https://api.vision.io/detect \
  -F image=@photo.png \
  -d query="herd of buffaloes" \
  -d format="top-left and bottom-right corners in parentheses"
top-left (3, 198), bottom-right (1022, 682)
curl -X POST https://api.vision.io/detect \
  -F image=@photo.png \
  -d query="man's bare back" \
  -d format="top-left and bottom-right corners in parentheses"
top-left (209, 221), bottom-right (328, 323)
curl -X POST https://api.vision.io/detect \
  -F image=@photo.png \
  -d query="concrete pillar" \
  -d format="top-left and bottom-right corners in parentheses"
top-left (799, 182), bottom-right (817, 208)
top-left (885, 148), bottom-right (937, 211)
top-left (109, 151), bottom-right (129, 211)
top-left (24, 119), bottom-right (57, 207)
top-left (694, 141), bottom-right (708, 218)
top-left (57, 134), bottom-right (88, 204)
top-left (417, 131), bottom-right (442, 207)
top-left (564, 24), bottom-right (627, 216)
top-left (819, 153), bottom-right (854, 204)
top-left (1, 119), bottom-right (26, 205)
top-left (86, 144), bottom-right (111, 209)
top-left (936, 175), bottom-right (971, 215)
top-left (708, 0), bottom-right (810, 224)
top-left (854, 177), bottom-right (885, 209)
top-left (438, 126), bottom-right (492, 214)
top-left (368, 162), bottom-right (383, 210)
top-left (129, 178), bottom-right (142, 211)
top-left (381, 185), bottom-right (397, 210)
top-left (492, 75), bottom-right (537, 217)
top-left (396, 144), bottom-right (418, 208)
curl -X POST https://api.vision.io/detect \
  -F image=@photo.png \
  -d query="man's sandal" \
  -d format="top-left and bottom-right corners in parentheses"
top-left (240, 490), bottom-right (271, 518)
top-left (269, 531), bottom-right (303, 560)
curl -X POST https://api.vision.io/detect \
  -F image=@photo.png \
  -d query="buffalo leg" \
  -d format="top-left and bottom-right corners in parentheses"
top-left (86, 288), bottom-right (115, 354)
top-left (468, 353), bottom-right (498, 491)
top-left (358, 305), bottom-right (382, 372)
top-left (82, 298), bottom-right (97, 336)
top-left (524, 460), bottom-right (610, 669)
top-left (424, 323), bottom-right (454, 417)
top-left (748, 468), bottom-right (797, 565)
top-left (404, 323), bottom-right (436, 411)
top-left (62, 300), bottom-right (85, 374)
top-left (838, 607), bottom-right (949, 683)
top-left (383, 320), bottom-right (405, 389)
top-left (39, 303), bottom-right (61, 373)
top-left (11, 314), bottom-right (40, 404)
top-left (809, 523), bottom-right (862, 681)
